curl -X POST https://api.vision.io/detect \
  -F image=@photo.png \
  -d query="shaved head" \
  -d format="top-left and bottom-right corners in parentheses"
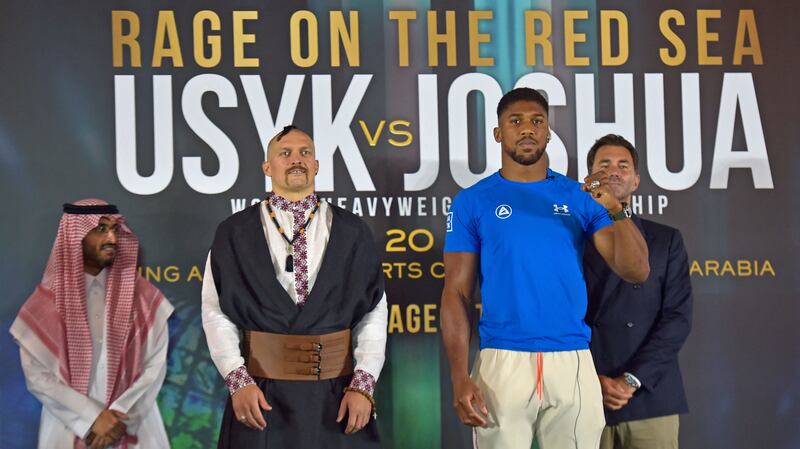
top-left (266, 126), bottom-right (314, 160)
top-left (262, 125), bottom-right (319, 201)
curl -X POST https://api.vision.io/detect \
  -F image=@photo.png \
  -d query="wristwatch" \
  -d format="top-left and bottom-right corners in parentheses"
top-left (609, 202), bottom-right (632, 221)
top-left (623, 372), bottom-right (641, 390)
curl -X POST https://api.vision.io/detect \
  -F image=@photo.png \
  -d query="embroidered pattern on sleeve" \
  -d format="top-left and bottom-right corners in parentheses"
top-left (225, 365), bottom-right (255, 396)
top-left (348, 369), bottom-right (377, 396)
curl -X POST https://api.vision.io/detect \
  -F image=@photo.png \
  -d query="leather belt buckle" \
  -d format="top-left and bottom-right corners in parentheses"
top-left (315, 342), bottom-right (323, 379)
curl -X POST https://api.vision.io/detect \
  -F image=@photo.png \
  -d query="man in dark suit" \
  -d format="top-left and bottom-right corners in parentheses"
top-left (583, 134), bottom-right (693, 449)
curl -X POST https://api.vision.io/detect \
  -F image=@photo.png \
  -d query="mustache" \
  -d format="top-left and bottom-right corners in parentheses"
top-left (101, 243), bottom-right (117, 250)
top-left (286, 166), bottom-right (308, 174)
top-left (517, 137), bottom-right (537, 145)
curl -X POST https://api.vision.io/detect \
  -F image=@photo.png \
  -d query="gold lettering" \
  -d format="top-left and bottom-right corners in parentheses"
top-left (733, 10), bottom-right (763, 65)
top-left (145, 266), bottom-right (161, 282)
top-left (737, 260), bottom-right (752, 276)
top-left (233, 11), bottom-right (259, 67)
top-left (689, 260), bottom-right (703, 276)
top-left (659, 10), bottom-right (686, 66)
top-left (600, 10), bottom-right (628, 66)
top-left (388, 10), bottom-right (416, 67)
top-left (382, 262), bottom-right (393, 279)
top-left (468, 10), bottom-right (494, 67)
top-left (720, 260), bottom-right (735, 276)
top-left (406, 304), bottom-right (421, 333)
top-left (152, 11), bottom-right (184, 68)
top-left (111, 11), bottom-right (141, 68)
top-left (193, 11), bottom-right (221, 68)
top-left (430, 262), bottom-right (445, 279)
top-left (407, 262), bottom-right (423, 279)
top-left (564, 10), bottom-right (590, 66)
top-left (427, 11), bottom-right (457, 67)
top-left (423, 304), bottom-right (438, 332)
top-left (187, 265), bottom-right (203, 282)
top-left (761, 260), bottom-right (776, 276)
top-left (359, 120), bottom-right (386, 147)
top-left (164, 265), bottom-right (180, 282)
top-left (330, 11), bottom-right (360, 67)
top-left (290, 10), bottom-right (319, 68)
top-left (692, 259), bottom-right (777, 277)
top-left (697, 9), bottom-right (723, 65)
top-left (524, 11), bottom-right (553, 66)
top-left (388, 120), bottom-right (413, 147)
top-left (388, 304), bottom-right (403, 333)
top-left (705, 260), bottom-right (720, 276)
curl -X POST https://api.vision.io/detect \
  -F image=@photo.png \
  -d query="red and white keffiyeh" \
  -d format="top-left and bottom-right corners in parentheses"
top-left (11, 199), bottom-right (166, 449)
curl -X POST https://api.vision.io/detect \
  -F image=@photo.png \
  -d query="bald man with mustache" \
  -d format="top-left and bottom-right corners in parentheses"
top-left (202, 126), bottom-right (388, 449)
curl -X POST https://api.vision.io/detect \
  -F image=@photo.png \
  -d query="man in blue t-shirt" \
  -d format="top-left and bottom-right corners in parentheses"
top-left (441, 87), bottom-right (650, 449)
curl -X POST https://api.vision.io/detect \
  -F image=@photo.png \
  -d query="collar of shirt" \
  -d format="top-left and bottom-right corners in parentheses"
top-left (269, 192), bottom-right (319, 213)
top-left (84, 268), bottom-right (108, 289)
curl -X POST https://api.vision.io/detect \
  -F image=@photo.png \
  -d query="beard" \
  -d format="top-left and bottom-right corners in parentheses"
top-left (506, 146), bottom-right (545, 166)
top-left (96, 244), bottom-right (117, 267)
top-left (84, 251), bottom-right (116, 271)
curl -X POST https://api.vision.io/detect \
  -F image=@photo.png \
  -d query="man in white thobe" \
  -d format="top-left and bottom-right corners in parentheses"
top-left (10, 199), bottom-right (173, 449)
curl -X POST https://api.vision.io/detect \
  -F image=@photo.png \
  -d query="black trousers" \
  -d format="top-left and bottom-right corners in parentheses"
top-left (218, 376), bottom-right (381, 449)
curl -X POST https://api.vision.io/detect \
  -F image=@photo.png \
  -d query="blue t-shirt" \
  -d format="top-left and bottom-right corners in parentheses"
top-left (444, 169), bottom-right (613, 352)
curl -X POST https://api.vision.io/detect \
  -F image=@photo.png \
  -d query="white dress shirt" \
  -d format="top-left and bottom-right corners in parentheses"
top-left (202, 200), bottom-right (388, 381)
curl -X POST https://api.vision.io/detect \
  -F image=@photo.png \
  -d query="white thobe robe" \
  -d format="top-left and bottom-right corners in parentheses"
top-left (15, 271), bottom-right (172, 449)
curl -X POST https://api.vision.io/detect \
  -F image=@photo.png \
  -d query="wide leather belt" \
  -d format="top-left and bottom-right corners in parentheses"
top-left (244, 329), bottom-right (353, 381)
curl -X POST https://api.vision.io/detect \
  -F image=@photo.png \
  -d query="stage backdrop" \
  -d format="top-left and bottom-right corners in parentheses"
top-left (1, 1), bottom-right (797, 448)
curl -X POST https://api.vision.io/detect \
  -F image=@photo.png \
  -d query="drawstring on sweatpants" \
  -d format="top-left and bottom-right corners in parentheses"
top-left (536, 352), bottom-right (543, 400)
top-left (529, 352), bottom-right (544, 403)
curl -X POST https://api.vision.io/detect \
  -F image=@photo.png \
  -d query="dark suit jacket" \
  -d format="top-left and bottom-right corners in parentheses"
top-left (584, 216), bottom-right (692, 425)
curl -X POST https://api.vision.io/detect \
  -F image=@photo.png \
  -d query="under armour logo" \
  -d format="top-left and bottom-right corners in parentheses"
top-left (553, 204), bottom-right (570, 215)
top-left (495, 204), bottom-right (513, 219)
